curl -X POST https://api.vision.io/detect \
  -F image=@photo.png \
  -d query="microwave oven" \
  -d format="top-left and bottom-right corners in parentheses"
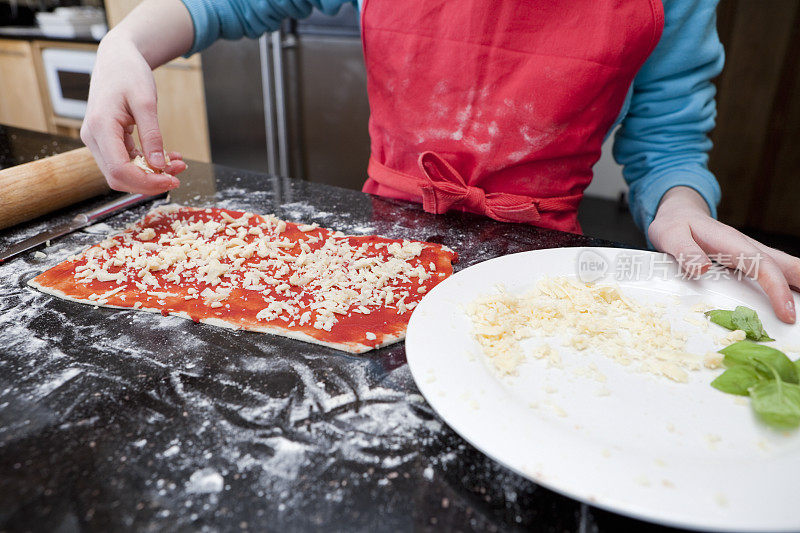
top-left (41, 47), bottom-right (96, 120)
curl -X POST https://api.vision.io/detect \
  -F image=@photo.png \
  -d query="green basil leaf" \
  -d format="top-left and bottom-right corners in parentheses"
top-left (795, 358), bottom-right (800, 376)
top-left (711, 366), bottom-right (764, 396)
top-left (749, 380), bottom-right (800, 429)
top-left (730, 306), bottom-right (774, 341)
top-left (719, 341), bottom-right (799, 384)
top-left (705, 310), bottom-right (735, 331)
top-left (719, 341), bottom-right (766, 367)
top-left (705, 307), bottom-right (774, 341)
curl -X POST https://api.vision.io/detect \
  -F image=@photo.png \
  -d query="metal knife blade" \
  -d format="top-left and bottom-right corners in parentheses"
top-left (0, 193), bottom-right (163, 262)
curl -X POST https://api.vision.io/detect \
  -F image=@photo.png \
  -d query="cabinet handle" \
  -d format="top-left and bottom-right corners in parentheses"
top-left (0, 49), bottom-right (26, 57)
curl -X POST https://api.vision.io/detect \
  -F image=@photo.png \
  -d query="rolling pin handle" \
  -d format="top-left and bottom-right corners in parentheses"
top-left (0, 146), bottom-right (108, 231)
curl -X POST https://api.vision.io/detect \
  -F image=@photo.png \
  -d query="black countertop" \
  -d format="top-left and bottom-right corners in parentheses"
top-left (0, 127), bottom-right (83, 170)
top-left (0, 125), bottom-right (682, 532)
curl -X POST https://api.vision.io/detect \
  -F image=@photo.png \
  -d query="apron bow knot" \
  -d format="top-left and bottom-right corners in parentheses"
top-left (365, 154), bottom-right (583, 225)
top-left (417, 151), bottom-right (541, 223)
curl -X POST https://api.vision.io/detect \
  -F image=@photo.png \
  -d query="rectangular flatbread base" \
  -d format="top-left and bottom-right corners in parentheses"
top-left (29, 205), bottom-right (457, 353)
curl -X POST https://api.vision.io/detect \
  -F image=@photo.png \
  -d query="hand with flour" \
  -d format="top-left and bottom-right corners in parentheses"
top-left (81, 0), bottom-right (193, 195)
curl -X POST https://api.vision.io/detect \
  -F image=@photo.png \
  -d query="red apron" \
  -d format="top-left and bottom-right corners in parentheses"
top-left (361, 0), bottom-right (664, 233)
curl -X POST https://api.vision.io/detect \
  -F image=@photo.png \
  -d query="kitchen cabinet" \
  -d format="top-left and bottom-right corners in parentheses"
top-left (103, 0), bottom-right (143, 29)
top-left (0, 39), bottom-right (49, 133)
top-left (151, 60), bottom-right (211, 162)
top-left (104, 0), bottom-right (211, 162)
top-left (711, 0), bottom-right (800, 237)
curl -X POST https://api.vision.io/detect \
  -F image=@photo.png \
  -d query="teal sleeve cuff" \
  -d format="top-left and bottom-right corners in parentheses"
top-left (629, 167), bottom-right (721, 249)
top-left (179, 0), bottom-right (211, 56)
top-left (614, 0), bottom-right (724, 248)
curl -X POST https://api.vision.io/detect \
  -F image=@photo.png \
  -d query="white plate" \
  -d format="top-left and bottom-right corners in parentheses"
top-left (406, 247), bottom-right (800, 532)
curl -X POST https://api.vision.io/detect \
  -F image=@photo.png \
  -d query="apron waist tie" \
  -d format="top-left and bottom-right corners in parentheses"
top-left (368, 152), bottom-right (582, 224)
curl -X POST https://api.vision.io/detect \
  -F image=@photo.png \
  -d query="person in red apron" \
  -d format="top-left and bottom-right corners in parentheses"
top-left (80, 0), bottom-right (800, 324)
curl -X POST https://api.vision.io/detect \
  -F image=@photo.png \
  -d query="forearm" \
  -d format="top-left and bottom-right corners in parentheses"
top-left (102, 0), bottom-right (194, 70)
top-left (615, 0), bottom-right (723, 235)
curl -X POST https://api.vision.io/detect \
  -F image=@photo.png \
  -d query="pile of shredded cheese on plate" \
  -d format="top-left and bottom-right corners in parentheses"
top-left (465, 276), bottom-right (728, 382)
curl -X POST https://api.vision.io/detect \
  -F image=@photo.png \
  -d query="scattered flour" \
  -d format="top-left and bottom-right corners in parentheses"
top-left (186, 468), bottom-right (224, 494)
top-left (0, 177), bottom-right (549, 529)
top-left (163, 445), bottom-right (180, 458)
top-left (36, 367), bottom-right (81, 396)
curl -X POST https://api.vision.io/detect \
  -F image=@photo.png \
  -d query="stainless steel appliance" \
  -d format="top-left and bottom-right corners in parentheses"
top-left (201, 4), bottom-right (370, 190)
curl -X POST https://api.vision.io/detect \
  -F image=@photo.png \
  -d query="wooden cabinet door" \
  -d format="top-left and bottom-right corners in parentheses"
top-left (104, 0), bottom-right (141, 28)
top-left (152, 62), bottom-right (211, 162)
top-left (0, 39), bottom-right (49, 132)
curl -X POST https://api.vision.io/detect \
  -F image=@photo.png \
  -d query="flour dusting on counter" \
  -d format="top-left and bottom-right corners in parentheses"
top-left (0, 167), bottom-right (595, 530)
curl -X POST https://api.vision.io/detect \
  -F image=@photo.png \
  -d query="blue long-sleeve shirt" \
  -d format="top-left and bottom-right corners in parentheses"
top-left (180, 0), bottom-right (724, 237)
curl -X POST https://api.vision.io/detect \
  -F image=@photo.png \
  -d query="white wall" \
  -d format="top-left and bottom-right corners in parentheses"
top-left (585, 129), bottom-right (627, 200)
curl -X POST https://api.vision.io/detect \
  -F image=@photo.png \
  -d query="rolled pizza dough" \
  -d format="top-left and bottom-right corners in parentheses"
top-left (28, 205), bottom-right (457, 353)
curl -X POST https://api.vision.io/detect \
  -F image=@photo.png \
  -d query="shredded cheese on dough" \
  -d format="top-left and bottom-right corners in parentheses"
top-left (67, 206), bottom-right (443, 336)
top-left (466, 276), bottom-right (702, 381)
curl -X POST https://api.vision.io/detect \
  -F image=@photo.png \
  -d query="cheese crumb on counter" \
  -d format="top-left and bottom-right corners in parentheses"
top-left (465, 276), bottom-right (702, 381)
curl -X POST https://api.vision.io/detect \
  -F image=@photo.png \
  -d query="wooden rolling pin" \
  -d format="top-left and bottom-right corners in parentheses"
top-left (0, 146), bottom-right (109, 231)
